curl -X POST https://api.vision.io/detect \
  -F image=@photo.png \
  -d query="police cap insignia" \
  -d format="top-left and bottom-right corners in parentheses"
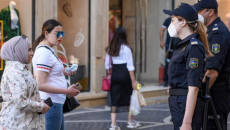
top-left (189, 58), bottom-right (198, 69)
top-left (212, 44), bottom-right (220, 54)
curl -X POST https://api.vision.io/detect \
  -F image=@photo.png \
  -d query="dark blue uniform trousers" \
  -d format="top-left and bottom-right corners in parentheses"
top-left (169, 96), bottom-right (204, 130)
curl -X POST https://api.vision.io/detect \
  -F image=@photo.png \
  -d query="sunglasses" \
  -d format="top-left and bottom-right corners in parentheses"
top-left (13, 35), bottom-right (27, 53)
top-left (56, 31), bottom-right (65, 38)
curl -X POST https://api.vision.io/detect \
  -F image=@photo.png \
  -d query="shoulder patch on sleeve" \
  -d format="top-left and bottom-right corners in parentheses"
top-left (189, 58), bottom-right (198, 69)
top-left (212, 44), bottom-right (220, 54)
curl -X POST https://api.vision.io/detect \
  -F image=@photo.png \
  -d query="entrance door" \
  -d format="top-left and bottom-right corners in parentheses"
top-left (123, 0), bottom-right (149, 85)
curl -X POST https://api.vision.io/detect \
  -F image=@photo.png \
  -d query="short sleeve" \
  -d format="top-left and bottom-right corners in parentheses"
top-left (206, 33), bottom-right (229, 73)
top-left (162, 17), bottom-right (171, 29)
top-left (186, 45), bottom-right (205, 87)
top-left (35, 50), bottom-right (54, 73)
top-left (126, 47), bottom-right (135, 71)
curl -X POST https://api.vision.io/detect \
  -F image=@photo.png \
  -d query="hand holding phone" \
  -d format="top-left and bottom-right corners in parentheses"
top-left (38, 97), bottom-right (53, 115)
top-left (74, 82), bottom-right (82, 90)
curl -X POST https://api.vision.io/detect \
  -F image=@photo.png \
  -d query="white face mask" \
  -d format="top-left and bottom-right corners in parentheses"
top-left (198, 14), bottom-right (204, 23)
top-left (168, 23), bottom-right (179, 38)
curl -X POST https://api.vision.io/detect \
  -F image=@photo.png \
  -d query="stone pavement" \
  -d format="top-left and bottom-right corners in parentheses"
top-left (64, 104), bottom-right (230, 130)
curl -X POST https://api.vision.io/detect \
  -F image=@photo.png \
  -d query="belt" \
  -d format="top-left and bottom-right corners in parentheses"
top-left (169, 88), bottom-right (202, 96)
top-left (212, 81), bottom-right (225, 87)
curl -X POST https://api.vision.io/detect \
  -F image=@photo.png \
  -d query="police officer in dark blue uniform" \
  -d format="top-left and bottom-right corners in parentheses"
top-left (163, 3), bottom-right (213, 130)
top-left (193, 0), bottom-right (230, 129)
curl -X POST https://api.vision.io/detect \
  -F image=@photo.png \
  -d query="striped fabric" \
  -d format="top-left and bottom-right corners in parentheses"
top-left (36, 64), bottom-right (52, 71)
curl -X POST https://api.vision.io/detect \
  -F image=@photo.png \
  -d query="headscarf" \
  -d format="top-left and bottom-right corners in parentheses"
top-left (1, 36), bottom-right (31, 64)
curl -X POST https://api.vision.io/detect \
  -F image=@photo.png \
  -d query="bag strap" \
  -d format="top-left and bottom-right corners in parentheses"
top-left (36, 46), bottom-right (60, 62)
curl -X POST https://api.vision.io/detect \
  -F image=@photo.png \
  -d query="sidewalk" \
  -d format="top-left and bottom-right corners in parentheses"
top-left (64, 104), bottom-right (173, 130)
top-left (64, 103), bottom-right (230, 130)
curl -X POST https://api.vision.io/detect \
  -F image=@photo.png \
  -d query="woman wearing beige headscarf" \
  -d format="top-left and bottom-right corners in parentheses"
top-left (0, 35), bottom-right (50, 130)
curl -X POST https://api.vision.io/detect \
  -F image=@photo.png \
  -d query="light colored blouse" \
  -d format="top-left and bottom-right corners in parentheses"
top-left (0, 61), bottom-right (45, 130)
top-left (105, 44), bottom-right (135, 71)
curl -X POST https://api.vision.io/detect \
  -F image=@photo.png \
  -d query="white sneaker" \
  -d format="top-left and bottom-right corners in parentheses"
top-left (127, 120), bottom-right (141, 129)
top-left (109, 124), bottom-right (121, 130)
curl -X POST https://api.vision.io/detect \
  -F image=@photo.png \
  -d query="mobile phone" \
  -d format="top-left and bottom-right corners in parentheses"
top-left (44, 97), bottom-right (53, 107)
top-left (74, 82), bottom-right (82, 90)
top-left (38, 97), bottom-right (53, 115)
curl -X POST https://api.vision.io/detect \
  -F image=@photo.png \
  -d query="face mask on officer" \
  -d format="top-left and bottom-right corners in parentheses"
top-left (168, 18), bottom-right (186, 38)
top-left (198, 14), bottom-right (204, 23)
top-left (199, 9), bottom-right (211, 26)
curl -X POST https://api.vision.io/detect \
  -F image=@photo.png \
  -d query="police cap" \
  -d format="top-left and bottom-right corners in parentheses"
top-left (193, 0), bottom-right (218, 11)
top-left (163, 3), bottom-right (198, 22)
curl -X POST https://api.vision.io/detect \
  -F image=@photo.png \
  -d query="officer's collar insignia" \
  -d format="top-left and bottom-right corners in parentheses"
top-left (180, 45), bottom-right (187, 53)
top-left (212, 44), bottom-right (220, 54)
top-left (189, 58), bottom-right (198, 69)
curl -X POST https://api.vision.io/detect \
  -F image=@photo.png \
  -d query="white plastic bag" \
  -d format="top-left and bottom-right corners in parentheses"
top-left (129, 90), bottom-right (141, 115)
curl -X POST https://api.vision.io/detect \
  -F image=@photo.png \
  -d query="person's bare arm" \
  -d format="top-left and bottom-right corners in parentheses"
top-left (129, 71), bottom-right (138, 90)
top-left (160, 27), bottom-right (166, 49)
top-left (180, 86), bottom-right (199, 130)
top-left (36, 70), bottom-right (79, 97)
top-left (202, 69), bottom-right (218, 88)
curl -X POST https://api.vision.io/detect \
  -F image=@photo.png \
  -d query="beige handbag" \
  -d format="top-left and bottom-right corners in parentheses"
top-left (137, 91), bottom-right (146, 107)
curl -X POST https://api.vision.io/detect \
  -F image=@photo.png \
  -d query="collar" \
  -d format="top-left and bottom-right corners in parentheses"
top-left (178, 33), bottom-right (199, 46)
top-left (6, 61), bottom-right (26, 70)
top-left (207, 17), bottom-right (221, 33)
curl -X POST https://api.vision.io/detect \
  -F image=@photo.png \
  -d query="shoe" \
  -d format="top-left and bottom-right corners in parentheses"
top-left (109, 124), bottom-right (121, 130)
top-left (127, 120), bottom-right (141, 129)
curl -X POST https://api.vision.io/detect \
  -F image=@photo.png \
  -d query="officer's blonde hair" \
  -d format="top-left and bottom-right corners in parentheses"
top-left (176, 16), bottom-right (213, 57)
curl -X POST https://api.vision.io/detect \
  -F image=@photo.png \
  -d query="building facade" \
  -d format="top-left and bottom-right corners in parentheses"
top-left (0, 0), bottom-right (229, 107)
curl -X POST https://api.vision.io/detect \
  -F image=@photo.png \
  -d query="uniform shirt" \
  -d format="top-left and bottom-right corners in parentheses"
top-left (206, 17), bottom-right (230, 84)
top-left (168, 33), bottom-right (206, 89)
top-left (105, 44), bottom-right (135, 71)
top-left (32, 45), bottom-right (67, 104)
top-left (0, 61), bottom-right (45, 130)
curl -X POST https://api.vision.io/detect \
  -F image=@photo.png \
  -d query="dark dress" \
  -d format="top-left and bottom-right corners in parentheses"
top-left (110, 63), bottom-right (133, 113)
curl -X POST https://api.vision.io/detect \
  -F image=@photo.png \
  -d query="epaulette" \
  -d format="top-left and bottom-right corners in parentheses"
top-left (212, 23), bottom-right (219, 33)
top-left (190, 37), bottom-right (198, 46)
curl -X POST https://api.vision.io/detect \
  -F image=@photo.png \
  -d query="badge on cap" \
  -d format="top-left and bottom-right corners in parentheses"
top-left (212, 44), bottom-right (220, 54)
top-left (189, 58), bottom-right (198, 69)
top-left (176, 3), bottom-right (181, 9)
top-left (195, 0), bottom-right (201, 4)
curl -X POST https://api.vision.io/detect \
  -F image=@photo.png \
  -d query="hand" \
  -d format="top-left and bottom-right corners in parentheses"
top-left (107, 74), bottom-right (111, 79)
top-left (41, 100), bottom-right (50, 114)
top-left (63, 68), bottom-right (76, 76)
top-left (132, 80), bottom-right (138, 90)
top-left (180, 123), bottom-right (192, 130)
top-left (66, 84), bottom-right (80, 97)
top-left (160, 42), bottom-right (165, 49)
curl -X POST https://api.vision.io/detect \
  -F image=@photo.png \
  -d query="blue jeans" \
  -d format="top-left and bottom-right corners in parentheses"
top-left (45, 103), bottom-right (65, 130)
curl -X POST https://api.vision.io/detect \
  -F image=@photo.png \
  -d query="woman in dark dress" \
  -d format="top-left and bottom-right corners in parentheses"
top-left (105, 27), bottom-right (140, 130)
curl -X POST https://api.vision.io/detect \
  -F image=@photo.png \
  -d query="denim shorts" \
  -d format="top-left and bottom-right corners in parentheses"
top-left (45, 103), bottom-right (65, 130)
